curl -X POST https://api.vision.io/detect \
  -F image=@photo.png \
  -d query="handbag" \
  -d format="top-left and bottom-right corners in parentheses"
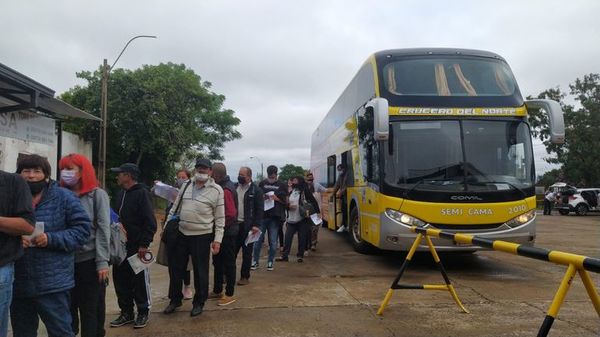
top-left (161, 181), bottom-right (191, 244)
top-left (299, 192), bottom-right (316, 218)
top-left (156, 239), bottom-right (169, 266)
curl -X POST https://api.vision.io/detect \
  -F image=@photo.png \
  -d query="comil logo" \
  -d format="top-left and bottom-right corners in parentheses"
top-left (450, 195), bottom-right (483, 201)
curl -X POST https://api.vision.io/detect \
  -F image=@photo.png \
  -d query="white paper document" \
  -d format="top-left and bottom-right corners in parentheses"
top-left (127, 253), bottom-right (155, 275)
top-left (244, 229), bottom-right (262, 246)
top-left (310, 213), bottom-right (323, 226)
top-left (264, 191), bottom-right (275, 211)
top-left (153, 182), bottom-right (180, 204)
top-left (24, 222), bottom-right (44, 247)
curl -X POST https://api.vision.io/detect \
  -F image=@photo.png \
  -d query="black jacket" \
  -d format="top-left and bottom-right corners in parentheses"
top-left (259, 179), bottom-right (288, 220)
top-left (0, 171), bottom-right (35, 267)
top-left (235, 182), bottom-right (264, 232)
top-left (114, 183), bottom-right (157, 249)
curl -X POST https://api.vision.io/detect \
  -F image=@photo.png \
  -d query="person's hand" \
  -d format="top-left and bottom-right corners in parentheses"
top-left (22, 237), bottom-right (32, 248)
top-left (32, 233), bottom-right (48, 247)
top-left (289, 204), bottom-right (297, 210)
top-left (335, 191), bottom-right (341, 198)
top-left (211, 241), bottom-right (221, 255)
top-left (98, 268), bottom-right (109, 283)
top-left (251, 226), bottom-right (260, 234)
top-left (138, 247), bottom-right (149, 259)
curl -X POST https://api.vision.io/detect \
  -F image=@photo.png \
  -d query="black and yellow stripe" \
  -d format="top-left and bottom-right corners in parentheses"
top-left (408, 226), bottom-right (600, 337)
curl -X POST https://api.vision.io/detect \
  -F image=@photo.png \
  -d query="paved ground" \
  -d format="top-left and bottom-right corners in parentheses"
top-left (11, 212), bottom-right (600, 336)
top-left (101, 213), bottom-right (600, 337)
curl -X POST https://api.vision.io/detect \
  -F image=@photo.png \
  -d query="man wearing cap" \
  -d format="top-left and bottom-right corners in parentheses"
top-left (109, 163), bottom-right (157, 329)
top-left (162, 159), bottom-right (224, 317)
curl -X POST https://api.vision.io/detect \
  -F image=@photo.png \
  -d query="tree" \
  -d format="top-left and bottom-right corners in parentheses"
top-left (60, 63), bottom-right (241, 192)
top-left (278, 164), bottom-right (306, 182)
top-left (528, 73), bottom-right (600, 187)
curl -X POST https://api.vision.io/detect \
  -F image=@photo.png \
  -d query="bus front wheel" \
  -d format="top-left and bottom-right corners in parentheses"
top-left (349, 207), bottom-right (374, 254)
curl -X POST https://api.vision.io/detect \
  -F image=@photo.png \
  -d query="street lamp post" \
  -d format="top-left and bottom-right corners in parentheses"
top-left (249, 156), bottom-right (263, 181)
top-left (98, 35), bottom-right (157, 188)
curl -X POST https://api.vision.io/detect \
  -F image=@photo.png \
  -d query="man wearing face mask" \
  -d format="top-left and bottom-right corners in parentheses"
top-left (163, 159), bottom-right (224, 317)
top-left (252, 165), bottom-right (286, 271)
top-left (0, 160), bottom-right (35, 337)
top-left (234, 167), bottom-right (263, 285)
top-left (12, 154), bottom-right (91, 337)
top-left (109, 163), bottom-right (156, 329)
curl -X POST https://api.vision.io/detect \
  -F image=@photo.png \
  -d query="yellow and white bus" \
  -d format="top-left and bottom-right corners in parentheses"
top-left (311, 48), bottom-right (565, 253)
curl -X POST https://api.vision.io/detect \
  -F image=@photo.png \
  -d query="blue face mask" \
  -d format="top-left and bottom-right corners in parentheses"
top-left (60, 170), bottom-right (80, 186)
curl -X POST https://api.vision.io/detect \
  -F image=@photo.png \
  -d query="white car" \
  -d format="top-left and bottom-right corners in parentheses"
top-left (555, 188), bottom-right (600, 216)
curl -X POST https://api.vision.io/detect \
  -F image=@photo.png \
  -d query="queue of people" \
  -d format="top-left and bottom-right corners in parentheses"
top-left (0, 153), bottom-right (336, 337)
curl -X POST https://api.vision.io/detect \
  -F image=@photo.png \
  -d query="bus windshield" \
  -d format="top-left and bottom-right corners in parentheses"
top-left (383, 120), bottom-right (534, 193)
top-left (382, 57), bottom-right (517, 97)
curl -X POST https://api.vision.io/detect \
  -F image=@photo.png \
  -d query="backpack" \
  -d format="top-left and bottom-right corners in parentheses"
top-left (108, 208), bottom-right (127, 266)
top-left (91, 189), bottom-right (126, 266)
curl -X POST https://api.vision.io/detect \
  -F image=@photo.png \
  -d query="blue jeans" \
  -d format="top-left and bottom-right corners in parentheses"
top-left (252, 218), bottom-right (282, 264)
top-left (11, 290), bottom-right (74, 337)
top-left (0, 263), bottom-right (14, 337)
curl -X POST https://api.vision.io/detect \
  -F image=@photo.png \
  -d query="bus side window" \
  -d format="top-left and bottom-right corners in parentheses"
top-left (327, 155), bottom-right (336, 188)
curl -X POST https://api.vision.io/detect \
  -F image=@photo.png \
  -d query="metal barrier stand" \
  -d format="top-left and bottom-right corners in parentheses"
top-left (377, 232), bottom-right (469, 316)
top-left (377, 226), bottom-right (600, 337)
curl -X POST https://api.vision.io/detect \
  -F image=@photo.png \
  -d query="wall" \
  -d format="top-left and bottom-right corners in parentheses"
top-left (0, 130), bottom-right (92, 176)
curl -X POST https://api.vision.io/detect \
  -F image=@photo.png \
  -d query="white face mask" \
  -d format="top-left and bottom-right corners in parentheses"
top-left (194, 173), bottom-right (209, 182)
top-left (60, 169), bottom-right (80, 186)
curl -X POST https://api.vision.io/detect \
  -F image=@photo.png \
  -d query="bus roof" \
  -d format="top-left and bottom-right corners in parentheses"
top-left (372, 48), bottom-right (506, 62)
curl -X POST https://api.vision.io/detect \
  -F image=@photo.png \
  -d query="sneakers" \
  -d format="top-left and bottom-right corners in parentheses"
top-left (110, 312), bottom-right (134, 327)
top-left (217, 295), bottom-right (236, 306)
top-left (275, 256), bottom-right (288, 262)
top-left (182, 285), bottom-right (193, 300)
top-left (133, 312), bottom-right (149, 329)
top-left (250, 261), bottom-right (259, 270)
top-left (207, 291), bottom-right (224, 300)
top-left (336, 225), bottom-right (347, 233)
top-left (237, 278), bottom-right (250, 286)
top-left (267, 261), bottom-right (274, 271)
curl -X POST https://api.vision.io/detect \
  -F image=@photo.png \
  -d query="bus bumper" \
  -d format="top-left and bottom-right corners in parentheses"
top-left (378, 214), bottom-right (537, 252)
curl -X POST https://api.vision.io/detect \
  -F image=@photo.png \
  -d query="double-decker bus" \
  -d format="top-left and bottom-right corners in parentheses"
top-left (310, 48), bottom-right (565, 253)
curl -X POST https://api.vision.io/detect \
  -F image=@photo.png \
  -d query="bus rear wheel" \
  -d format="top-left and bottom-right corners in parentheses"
top-left (349, 207), bottom-right (374, 254)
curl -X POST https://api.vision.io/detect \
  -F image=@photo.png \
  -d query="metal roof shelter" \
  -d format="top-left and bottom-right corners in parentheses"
top-left (0, 62), bottom-right (100, 179)
top-left (0, 62), bottom-right (100, 121)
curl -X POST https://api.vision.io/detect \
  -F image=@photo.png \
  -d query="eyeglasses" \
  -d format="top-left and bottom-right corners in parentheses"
top-left (307, 179), bottom-right (314, 182)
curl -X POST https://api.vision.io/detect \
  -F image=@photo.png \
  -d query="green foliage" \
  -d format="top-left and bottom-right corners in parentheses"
top-left (529, 73), bottom-right (600, 187)
top-left (278, 164), bottom-right (306, 182)
top-left (60, 63), bottom-right (241, 192)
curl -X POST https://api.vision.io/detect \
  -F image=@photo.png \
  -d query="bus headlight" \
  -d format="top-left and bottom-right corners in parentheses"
top-left (385, 209), bottom-right (427, 227)
top-left (504, 210), bottom-right (535, 228)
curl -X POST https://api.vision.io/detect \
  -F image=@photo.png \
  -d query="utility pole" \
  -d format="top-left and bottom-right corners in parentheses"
top-left (98, 58), bottom-right (108, 187)
top-left (96, 35), bottom-right (156, 188)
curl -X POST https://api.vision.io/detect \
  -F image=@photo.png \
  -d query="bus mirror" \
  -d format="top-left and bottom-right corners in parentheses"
top-left (367, 98), bottom-right (389, 141)
top-left (525, 99), bottom-right (565, 144)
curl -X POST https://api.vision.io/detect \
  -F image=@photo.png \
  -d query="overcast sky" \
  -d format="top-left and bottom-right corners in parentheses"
top-left (3, 0), bottom-right (599, 178)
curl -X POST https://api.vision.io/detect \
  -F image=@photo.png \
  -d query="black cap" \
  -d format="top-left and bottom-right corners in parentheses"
top-left (195, 158), bottom-right (212, 168)
top-left (110, 163), bottom-right (141, 175)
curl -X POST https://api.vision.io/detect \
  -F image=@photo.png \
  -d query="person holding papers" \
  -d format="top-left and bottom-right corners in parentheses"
top-left (252, 165), bottom-right (287, 271)
top-left (276, 176), bottom-right (319, 263)
top-left (12, 154), bottom-right (91, 337)
top-left (234, 167), bottom-right (263, 286)
top-left (109, 163), bottom-right (157, 329)
top-left (162, 159), bottom-right (224, 318)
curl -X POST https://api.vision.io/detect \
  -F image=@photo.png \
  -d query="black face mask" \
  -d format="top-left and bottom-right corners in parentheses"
top-left (237, 176), bottom-right (246, 185)
top-left (291, 183), bottom-right (299, 190)
top-left (28, 180), bottom-right (47, 195)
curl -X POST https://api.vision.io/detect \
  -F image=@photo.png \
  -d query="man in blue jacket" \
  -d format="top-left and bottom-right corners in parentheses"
top-left (11, 154), bottom-right (91, 337)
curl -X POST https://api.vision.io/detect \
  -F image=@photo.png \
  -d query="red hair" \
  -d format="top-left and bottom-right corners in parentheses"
top-left (58, 153), bottom-right (98, 196)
